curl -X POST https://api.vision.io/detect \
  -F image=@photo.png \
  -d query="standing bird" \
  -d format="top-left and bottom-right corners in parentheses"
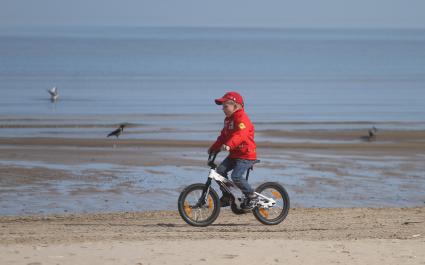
top-left (107, 124), bottom-right (125, 138)
top-left (368, 126), bottom-right (378, 141)
top-left (47, 86), bottom-right (59, 101)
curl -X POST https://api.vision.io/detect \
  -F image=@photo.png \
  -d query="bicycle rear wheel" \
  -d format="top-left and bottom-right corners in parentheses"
top-left (178, 183), bottom-right (220, 227)
top-left (253, 182), bottom-right (290, 225)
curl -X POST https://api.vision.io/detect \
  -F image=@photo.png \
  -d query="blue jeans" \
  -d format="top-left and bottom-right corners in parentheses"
top-left (216, 156), bottom-right (255, 195)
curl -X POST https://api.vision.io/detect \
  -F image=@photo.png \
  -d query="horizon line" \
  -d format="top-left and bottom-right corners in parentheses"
top-left (1, 25), bottom-right (425, 31)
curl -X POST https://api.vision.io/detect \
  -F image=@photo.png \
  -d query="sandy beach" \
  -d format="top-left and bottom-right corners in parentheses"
top-left (1, 208), bottom-right (424, 264)
top-left (1, 130), bottom-right (424, 264)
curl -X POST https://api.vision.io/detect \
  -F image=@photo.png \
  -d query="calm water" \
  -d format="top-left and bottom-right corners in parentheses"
top-left (1, 27), bottom-right (424, 125)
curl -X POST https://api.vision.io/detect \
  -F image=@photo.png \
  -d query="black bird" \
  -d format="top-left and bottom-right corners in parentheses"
top-left (107, 124), bottom-right (125, 138)
top-left (368, 126), bottom-right (378, 141)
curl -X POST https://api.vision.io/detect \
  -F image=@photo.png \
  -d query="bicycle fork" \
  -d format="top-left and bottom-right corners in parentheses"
top-left (197, 178), bottom-right (212, 207)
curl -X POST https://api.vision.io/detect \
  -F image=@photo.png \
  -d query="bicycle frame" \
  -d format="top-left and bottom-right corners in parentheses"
top-left (197, 154), bottom-right (277, 209)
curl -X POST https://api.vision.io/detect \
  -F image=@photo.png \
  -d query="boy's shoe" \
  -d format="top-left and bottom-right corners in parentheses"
top-left (241, 193), bottom-right (259, 210)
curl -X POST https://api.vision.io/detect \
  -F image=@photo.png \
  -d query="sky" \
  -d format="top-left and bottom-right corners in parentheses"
top-left (1, 0), bottom-right (425, 29)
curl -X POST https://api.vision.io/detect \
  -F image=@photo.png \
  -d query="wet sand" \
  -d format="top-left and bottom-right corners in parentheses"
top-left (0, 129), bottom-right (425, 168)
top-left (1, 129), bottom-right (425, 215)
top-left (2, 128), bottom-right (425, 151)
top-left (0, 208), bottom-right (424, 264)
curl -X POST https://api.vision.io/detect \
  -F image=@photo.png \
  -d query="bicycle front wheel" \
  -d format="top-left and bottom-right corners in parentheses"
top-left (177, 183), bottom-right (220, 227)
top-left (253, 182), bottom-right (290, 225)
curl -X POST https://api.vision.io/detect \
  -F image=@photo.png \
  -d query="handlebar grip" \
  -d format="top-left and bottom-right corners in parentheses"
top-left (210, 152), bottom-right (217, 162)
top-left (208, 153), bottom-right (218, 169)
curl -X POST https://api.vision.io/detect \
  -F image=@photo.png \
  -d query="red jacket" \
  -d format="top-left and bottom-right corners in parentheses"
top-left (210, 108), bottom-right (257, 160)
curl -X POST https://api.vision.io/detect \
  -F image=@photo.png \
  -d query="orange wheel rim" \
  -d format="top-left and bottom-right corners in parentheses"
top-left (259, 208), bottom-right (269, 218)
top-left (271, 191), bottom-right (282, 199)
top-left (208, 196), bottom-right (213, 209)
top-left (184, 201), bottom-right (192, 215)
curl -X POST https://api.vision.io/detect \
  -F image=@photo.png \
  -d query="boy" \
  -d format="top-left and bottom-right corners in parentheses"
top-left (208, 91), bottom-right (258, 209)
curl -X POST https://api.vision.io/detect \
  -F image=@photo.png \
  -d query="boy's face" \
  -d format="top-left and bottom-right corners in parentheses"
top-left (222, 100), bottom-right (237, 117)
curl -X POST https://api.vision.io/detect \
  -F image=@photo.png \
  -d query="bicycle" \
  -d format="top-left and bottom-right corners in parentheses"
top-left (177, 153), bottom-right (290, 227)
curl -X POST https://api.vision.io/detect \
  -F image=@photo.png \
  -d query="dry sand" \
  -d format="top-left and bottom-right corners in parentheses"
top-left (0, 208), bottom-right (424, 264)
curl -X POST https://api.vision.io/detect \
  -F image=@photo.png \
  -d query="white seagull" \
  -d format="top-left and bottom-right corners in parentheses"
top-left (47, 87), bottom-right (59, 101)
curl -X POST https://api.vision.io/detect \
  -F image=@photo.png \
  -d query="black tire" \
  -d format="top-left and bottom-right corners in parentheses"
top-left (252, 182), bottom-right (290, 225)
top-left (178, 183), bottom-right (220, 227)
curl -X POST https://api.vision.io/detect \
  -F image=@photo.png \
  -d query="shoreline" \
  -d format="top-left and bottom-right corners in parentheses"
top-left (1, 133), bottom-right (425, 152)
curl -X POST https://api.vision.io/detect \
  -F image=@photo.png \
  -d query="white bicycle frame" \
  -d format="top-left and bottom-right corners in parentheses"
top-left (208, 169), bottom-right (277, 209)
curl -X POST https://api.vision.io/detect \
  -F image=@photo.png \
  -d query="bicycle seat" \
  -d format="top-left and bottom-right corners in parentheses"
top-left (248, 160), bottom-right (261, 171)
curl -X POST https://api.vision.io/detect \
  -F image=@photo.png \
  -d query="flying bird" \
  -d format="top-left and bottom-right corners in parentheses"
top-left (107, 124), bottom-right (126, 138)
top-left (47, 87), bottom-right (59, 101)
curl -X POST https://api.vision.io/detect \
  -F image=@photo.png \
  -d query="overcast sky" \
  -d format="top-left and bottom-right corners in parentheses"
top-left (1, 0), bottom-right (425, 28)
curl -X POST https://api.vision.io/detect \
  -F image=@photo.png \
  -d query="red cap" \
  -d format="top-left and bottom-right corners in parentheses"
top-left (215, 92), bottom-right (244, 106)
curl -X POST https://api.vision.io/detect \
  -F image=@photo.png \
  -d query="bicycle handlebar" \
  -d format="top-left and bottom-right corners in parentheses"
top-left (208, 153), bottom-right (218, 169)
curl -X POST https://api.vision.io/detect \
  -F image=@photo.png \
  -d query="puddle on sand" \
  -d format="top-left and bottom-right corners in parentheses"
top-left (0, 153), bottom-right (424, 215)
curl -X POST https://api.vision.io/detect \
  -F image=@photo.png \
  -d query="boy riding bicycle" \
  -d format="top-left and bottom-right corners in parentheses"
top-left (208, 91), bottom-right (258, 209)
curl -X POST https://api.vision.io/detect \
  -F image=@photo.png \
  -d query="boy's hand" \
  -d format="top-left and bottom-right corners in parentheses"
top-left (207, 147), bottom-right (217, 154)
top-left (220, 144), bottom-right (230, 151)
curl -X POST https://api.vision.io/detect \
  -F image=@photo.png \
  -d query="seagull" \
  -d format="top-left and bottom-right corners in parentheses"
top-left (368, 126), bottom-right (378, 141)
top-left (107, 124), bottom-right (126, 138)
top-left (47, 87), bottom-right (59, 101)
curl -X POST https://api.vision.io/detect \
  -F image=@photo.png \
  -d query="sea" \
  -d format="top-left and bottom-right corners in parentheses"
top-left (1, 27), bottom-right (425, 140)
